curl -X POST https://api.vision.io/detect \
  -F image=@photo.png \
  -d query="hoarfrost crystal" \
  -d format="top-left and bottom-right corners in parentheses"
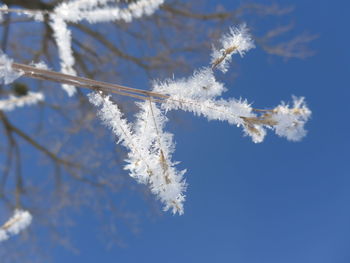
top-left (270, 96), bottom-right (311, 141)
top-left (211, 24), bottom-right (255, 73)
top-left (89, 92), bottom-right (186, 214)
top-left (0, 52), bottom-right (23, 85)
top-left (0, 210), bottom-right (32, 242)
top-left (0, 92), bottom-right (44, 111)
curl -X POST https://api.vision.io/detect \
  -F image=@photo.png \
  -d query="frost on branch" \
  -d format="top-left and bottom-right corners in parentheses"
top-left (88, 92), bottom-right (186, 214)
top-left (0, 92), bottom-right (44, 112)
top-left (86, 24), bottom-right (310, 214)
top-left (0, 210), bottom-right (32, 242)
top-left (0, 53), bottom-right (44, 111)
top-left (56, 0), bottom-right (165, 23)
top-left (211, 24), bottom-right (255, 73)
top-left (153, 67), bottom-right (264, 143)
top-left (49, 0), bottom-right (164, 96)
top-left (130, 100), bottom-right (186, 214)
top-left (154, 66), bottom-right (311, 143)
top-left (0, 52), bottom-right (23, 85)
top-left (49, 14), bottom-right (77, 96)
top-left (269, 96), bottom-right (311, 141)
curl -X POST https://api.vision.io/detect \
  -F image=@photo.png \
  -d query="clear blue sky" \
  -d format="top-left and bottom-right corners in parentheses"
top-left (10, 0), bottom-right (350, 262)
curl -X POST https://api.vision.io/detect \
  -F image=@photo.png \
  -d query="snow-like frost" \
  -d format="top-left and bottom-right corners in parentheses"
top-left (49, 0), bottom-right (165, 95)
top-left (0, 92), bottom-right (44, 111)
top-left (211, 24), bottom-right (255, 73)
top-left (0, 52), bottom-right (23, 85)
top-left (271, 96), bottom-right (311, 141)
top-left (89, 92), bottom-right (186, 214)
top-left (0, 210), bottom-right (32, 242)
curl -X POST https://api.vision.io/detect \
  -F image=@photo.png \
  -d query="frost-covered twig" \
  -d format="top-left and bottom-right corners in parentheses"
top-left (49, 14), bottom-right (77, 96)
top-left (0, 53), bottom-right (44, 111)
top-left (0, 52), bottom-right (23, 85)
top-left (0, 92), bottom-right (44, 111)
top-left (48, 0), bottom-right (165, 96)
top-left (0, 209), bottom-right (32, 242)
top-left (1, 22), bottom-right (311, 215)
top-left (211, 24), bottom-right (255, 73)
top-left (56, 0), bottom-right (165, 23)
top-left (130, 99), bottom-right (186, 214)
top-left (0, 1), bottom-right (166, 96)
top-left (0, 5), bottom-right (44, 21)
top-left (88, 92), bottom-right (186, 214)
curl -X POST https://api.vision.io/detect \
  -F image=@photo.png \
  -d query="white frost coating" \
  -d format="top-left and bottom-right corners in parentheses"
top-left (22, 10), bottom-right (44, 21)
top-left (88, 92), bottom-right (147, 182)
top-left (130, 101), bottom-right (186, 214)
top-left (0, 92), bottom-right (44, 111)
top-left (49, 14), bottom-right (76, 96)
top-left (50, 0), bottom-right (164, 95)
top-left (0, 53), bottom-right (23, 85)
top-left (211, 24), bottom-right (255, 73)
top-left (89, 92), bottom-right (186, 214)
top-left (154, 68), bottom-right (226, 101)
top-left (271, 96), bottom-right (311, 141)
top-left (87, 24), bottom-right (311, 214)
top-left (0, 209), bottom-right (32, 242)
top-left (32, 61), bottom-right (49, 70)
top-left (153, 69), bottom-right (263, 142)
top-left (56, 0), bottom-right (164, 23)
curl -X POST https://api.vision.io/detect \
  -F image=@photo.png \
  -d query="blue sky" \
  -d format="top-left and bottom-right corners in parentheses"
top-left (3, 0), bottom-right (350, 262)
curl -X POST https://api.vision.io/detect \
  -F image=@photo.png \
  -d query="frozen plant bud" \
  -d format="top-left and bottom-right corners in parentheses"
top-left (211, 24), bottom-right (255, 73)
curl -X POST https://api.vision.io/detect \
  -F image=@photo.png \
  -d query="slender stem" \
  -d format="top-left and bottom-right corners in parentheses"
top-left (12, 63), bottom-right (168, 101)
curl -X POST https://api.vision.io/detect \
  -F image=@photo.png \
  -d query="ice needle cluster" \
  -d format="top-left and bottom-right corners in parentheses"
top-left (89, 92), bottom-right (186, 214)
top-left (211, 24), bottom-right (255, 73)
top-left (89, 25), bottom-right (311, 214)
top-left (0, 209), bottom-right (32, 242)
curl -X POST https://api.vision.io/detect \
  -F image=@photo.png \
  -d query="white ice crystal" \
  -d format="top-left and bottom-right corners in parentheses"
top-left (154, 67), bottom-right (226, 101)
top-left (49, 14), bottom-right (77, 96)
top-left (131, 100), bottom-right (186, 214)
top-left (56, 0), bottom-right (165, 23)
top-left (153, 68), bottom-right (261, 142)
top-left (0, 209), bottom-right (32, 242)
top-left (211, 24), bottom-right (255, 73)
top-left (22, 10), bottom-right (44, 21)
top-left (0, 52), bottom-right (23, 85)
top-left (0, 92), bottom-right (44, 111)
top-left (270, 96), bottom-right (311, 141)
top-left (31, 61), bottom-right (49, 70)
top-left (89, 91), bottom-right (186, 214)
top-left (50, 0), bottom-right (165, 95)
